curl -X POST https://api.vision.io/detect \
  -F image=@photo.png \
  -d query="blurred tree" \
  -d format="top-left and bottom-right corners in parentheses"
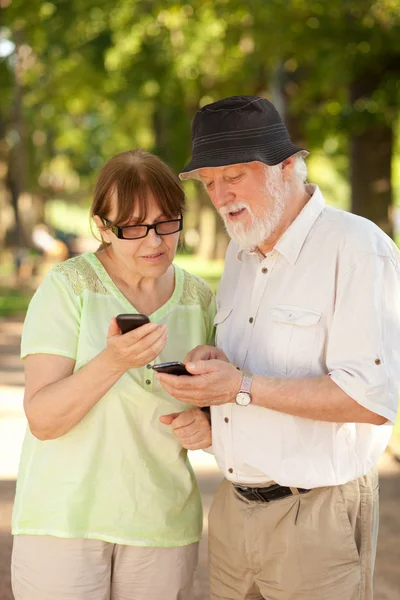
top-left (249, 0), bottom-right (400, 236)
top-left (1, 0), bottom-right (115, 248)
top-left (1, 0), bottom-right (399, 261)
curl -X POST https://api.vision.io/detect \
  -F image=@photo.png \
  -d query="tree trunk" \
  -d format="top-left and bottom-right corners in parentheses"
top-left (6, 31), bottom-right (28, 248)
top-left (350, 125), bottom-right (393, 237)
top-left (197, 204), bottom-right (217, 260)
top-left (349, 67), bottom-right (396, 238)
top-left (270, 60), bottom-right (308, 151)
top-left (196, 186), bottom-right (228, 261)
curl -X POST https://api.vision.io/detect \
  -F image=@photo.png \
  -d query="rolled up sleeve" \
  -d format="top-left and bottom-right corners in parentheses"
top-left (327, 253), bottom-right (400, 424)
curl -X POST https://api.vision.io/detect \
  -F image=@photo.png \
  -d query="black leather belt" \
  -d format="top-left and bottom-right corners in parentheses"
top-left (233, 483), bottom-right (310, 503)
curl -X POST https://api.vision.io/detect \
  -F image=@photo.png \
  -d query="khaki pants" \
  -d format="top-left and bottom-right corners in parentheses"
top-left (209, 469), bottom-right (379, 600)
top-left (12, 536), bottom-right (198, 600)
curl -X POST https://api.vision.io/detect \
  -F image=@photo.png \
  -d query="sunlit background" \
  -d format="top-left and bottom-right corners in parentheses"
top-left (1, 1), bottom-right (400, 598)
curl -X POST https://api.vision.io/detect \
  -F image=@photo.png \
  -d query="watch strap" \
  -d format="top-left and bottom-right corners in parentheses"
top-left (240, 373), bottom-right (253, 394)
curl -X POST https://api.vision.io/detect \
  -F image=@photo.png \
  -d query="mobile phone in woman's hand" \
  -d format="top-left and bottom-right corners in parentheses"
top-left (116, 314), bottom-right (150, 334)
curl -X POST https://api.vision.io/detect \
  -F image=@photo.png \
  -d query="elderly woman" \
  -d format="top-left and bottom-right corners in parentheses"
top-left (11, 149), bottom-right (215, 600)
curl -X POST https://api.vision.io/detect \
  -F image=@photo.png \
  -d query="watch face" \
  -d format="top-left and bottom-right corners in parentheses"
top-left (236, 392), bottom-right (251, 406)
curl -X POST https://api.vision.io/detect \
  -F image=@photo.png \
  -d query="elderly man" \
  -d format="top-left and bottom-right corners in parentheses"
top-left (157, 96), bottom-right (400, 600)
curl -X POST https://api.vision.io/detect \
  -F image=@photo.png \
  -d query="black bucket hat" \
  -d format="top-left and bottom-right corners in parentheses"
top-left (179, 95), bottom-right (308, 180)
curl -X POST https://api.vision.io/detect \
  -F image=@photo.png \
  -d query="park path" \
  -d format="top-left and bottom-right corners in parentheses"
top-left (0, 316), bottom-right (399, 599)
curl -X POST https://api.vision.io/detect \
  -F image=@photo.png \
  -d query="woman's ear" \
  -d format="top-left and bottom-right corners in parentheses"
top-left (93, 215), bottom-right (112, 245)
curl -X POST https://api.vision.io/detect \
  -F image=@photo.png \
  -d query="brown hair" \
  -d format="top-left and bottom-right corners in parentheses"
top-left (90, 149), bottom-right (185, 244)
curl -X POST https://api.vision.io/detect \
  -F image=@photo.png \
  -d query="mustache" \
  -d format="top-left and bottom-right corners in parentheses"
top-left (219, 201), bottom-right (252, 217)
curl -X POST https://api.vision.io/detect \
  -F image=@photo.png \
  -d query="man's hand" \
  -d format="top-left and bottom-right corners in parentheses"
top-left (185, 345), bottom-right (229, 363)
top-left (156, 359), bottom-right (242, 407)
top-left (160, 408), bottom-right (211, 450)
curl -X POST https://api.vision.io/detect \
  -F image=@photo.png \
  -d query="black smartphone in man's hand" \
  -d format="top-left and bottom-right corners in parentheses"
top-left (116, 313), bottom-right (150, 334)
top-left (152, 362), bottom-right (192, 376)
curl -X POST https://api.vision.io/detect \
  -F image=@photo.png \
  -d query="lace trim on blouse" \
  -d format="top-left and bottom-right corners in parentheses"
top-left (54, 256), bottom-right (109, 296)
top-left (180, 270), bottom-right (214, 310)
top-left (54, 255), bottom-right (213, 310)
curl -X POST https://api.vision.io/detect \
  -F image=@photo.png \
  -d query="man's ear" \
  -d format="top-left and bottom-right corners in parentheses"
top-left (281, 156), bottom-right (295, 180)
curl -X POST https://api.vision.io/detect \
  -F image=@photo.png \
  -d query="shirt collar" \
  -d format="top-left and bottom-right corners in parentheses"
top-left (236, 184), bottom-right (325, 266)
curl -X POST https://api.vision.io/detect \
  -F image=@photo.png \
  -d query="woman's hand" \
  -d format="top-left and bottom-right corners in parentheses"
top-left (105, 317), bottom-right (168, 373)
top-left (23, 318), bottom-right (168, 441)
top-left (185, 344), bottom-right (229, 363)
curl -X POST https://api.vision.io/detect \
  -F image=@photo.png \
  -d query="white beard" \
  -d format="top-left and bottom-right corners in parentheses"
top-left (220, 182), bottom-right (286, 250)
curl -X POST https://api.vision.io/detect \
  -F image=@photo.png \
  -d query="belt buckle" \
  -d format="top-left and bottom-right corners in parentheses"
top-left (234, 485), bottom-right (263, 502)
top-left (234, 484), bottom-right (276, 502)
top-left (236, 486), bottom-right (271, 502)
top-left (258, 483), bottom-right (281, 502)
top-left (253, 488), bottom-right (269, 502)
top-left (235, 486), bottom-right (249, 492)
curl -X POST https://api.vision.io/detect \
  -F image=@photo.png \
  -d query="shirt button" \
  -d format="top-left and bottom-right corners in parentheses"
top-left (228, 468), bottom-right (233, 474)
top-left (146, 364), bottom-right (152, 369)
top-left (224, 417), bottom-right (229, 423)
top-left (262, 267), bottom-right (268, 274)
top-left (249, 317), bottom-right (254, 324)
top-left (145, 379), bottom-right (151, 385)
top-left (375, 358), bottom-right (381, 365)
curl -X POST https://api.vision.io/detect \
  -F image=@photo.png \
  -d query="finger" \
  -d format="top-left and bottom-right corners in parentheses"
top-left (155, 372), bottom-right (193, 387)
top-left (155, 374), bottom-right (204, 398)
top-left (173, 424), bottom-right (205, 439)
top-left (165, 394), bottom-right (206, 408)
top-left (129, 326), bottom-right (168, 358)
top-left (175, 430), bottom-right (211, 448)
top-left (158, 375), bottom-right (208, 399)
top-left (185, 359), bottom-right (221, 375)
top-left (124, 322), bottom-right (163, 343)
top-left (138, 325), bottom-right (168, 350)
top-left (108, 317), bottom-right (121, 338)
top-left (157, 378), bottom-right (206, 404)
top-left (137, 332), bottom-right (169, 364)
top-left (159, 413), bottom-right (180, 425)
top-left (184, 350), bottom-right (194, 362)
top-left (184, 345), bottom-right (207, 362)
top-left (169, 413), bottom-right (197, 431)
top-left (184, 346), bottom-right (212, 363)
top-left (182, 440), bottom-right (212, 450)
top-left (156, 378), bottom-right (187, 398)
top-left (174, 430), bottom-right (200, 443)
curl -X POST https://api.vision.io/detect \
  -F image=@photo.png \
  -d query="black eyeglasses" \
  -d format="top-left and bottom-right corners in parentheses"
top-left (102, 217), bottom-right (183, 240)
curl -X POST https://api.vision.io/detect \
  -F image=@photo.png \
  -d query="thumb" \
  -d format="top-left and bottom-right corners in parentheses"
top-left (160, 413), bottom-right (180, 425)
top-left (108, 317), bottom-right (121, 338)
top-left (185, 359), bottom-right (220, 375)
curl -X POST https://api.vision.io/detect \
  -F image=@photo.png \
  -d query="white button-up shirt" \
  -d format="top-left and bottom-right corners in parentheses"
top-left (211, 184), bottom-right (400, 488)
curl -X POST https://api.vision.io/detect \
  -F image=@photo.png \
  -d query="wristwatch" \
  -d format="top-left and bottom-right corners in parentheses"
top-left (235, 373), bottom-right (253, 406)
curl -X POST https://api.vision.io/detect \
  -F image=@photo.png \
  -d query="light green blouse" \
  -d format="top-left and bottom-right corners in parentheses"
top-left (13, 252), bottom-right (216, 547)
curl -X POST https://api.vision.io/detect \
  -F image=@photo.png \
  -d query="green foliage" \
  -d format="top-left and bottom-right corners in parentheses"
top-left (175, 253), bottom-right (223, 292)
top-left (267, 0), bottom-right (400, 140)
top-left (1, 0), bottom-right (399, 218)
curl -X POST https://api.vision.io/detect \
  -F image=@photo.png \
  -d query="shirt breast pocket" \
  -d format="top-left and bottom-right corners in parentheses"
top-left (269, 305), bottom-right (321, 377)
top-left (213, 307), bottom-right (233, 349)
